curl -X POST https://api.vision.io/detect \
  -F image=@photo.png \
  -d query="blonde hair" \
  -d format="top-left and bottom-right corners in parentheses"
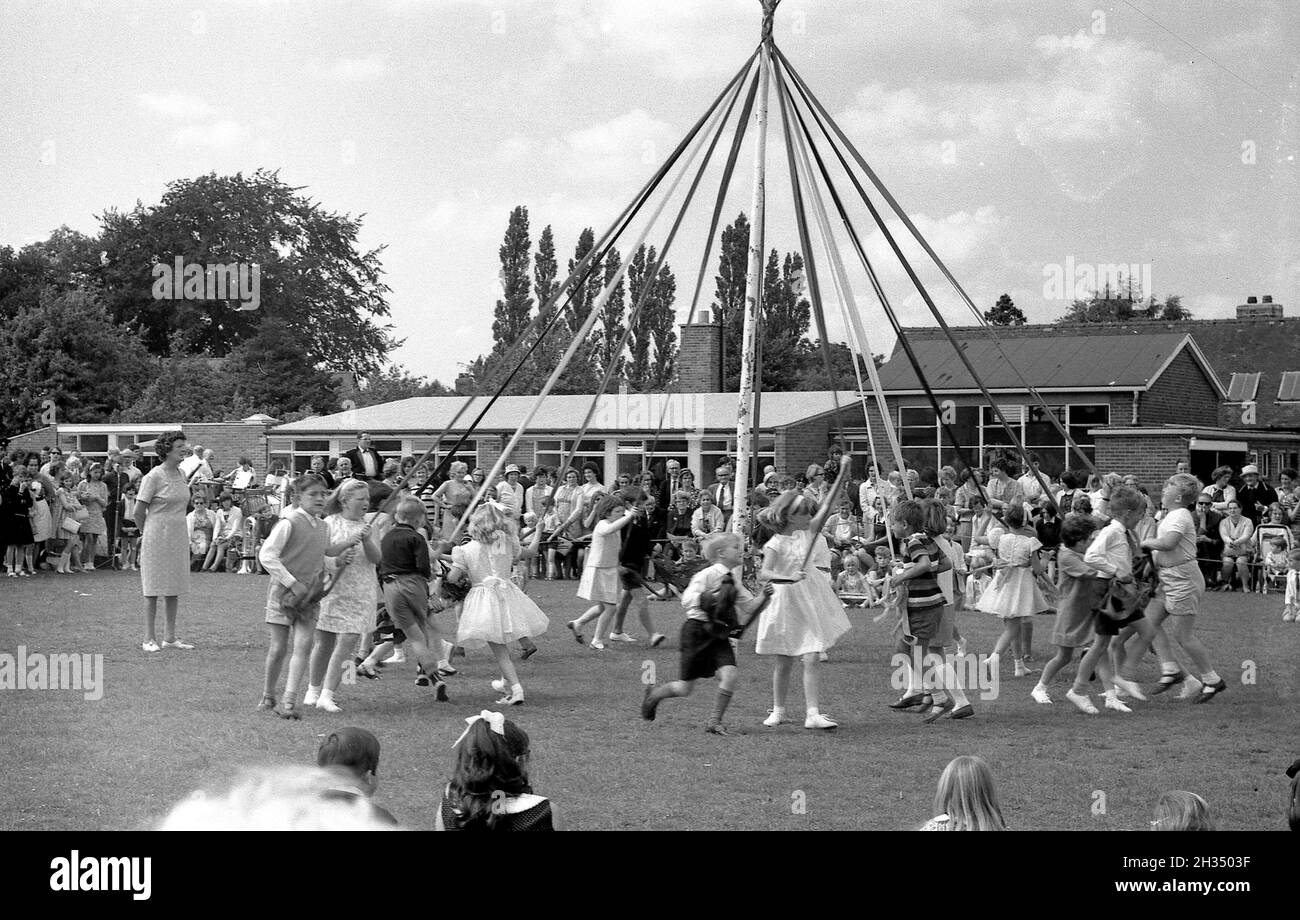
top-left (324, 477), bottom-right (369, 517)
top-left (931, 755), bottom-right (1006, 831)
top-left (467, 503), bottom-right (520, 556)
top-left (1107, 485), bottom-right (1145, 518)
top-left (700, 531), bottom-right (742, 563)
top-left (448, 461), bottom-right (468, 478)
top-left (394, 495), bottom-right (427, 525)
top-left (1164, 473), bottom-right (1202, 509)
top-left (1151, 790), bottom-right (1214, 831)
top-left (758, 490), bottom-right (816, 531)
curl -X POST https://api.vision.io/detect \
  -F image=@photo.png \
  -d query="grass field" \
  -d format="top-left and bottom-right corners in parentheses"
top-left (1, 570), bottom-right (1296, 831)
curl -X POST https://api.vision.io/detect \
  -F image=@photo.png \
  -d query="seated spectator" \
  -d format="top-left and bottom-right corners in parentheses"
top-left (308, 455), bottom-right (335, 489)
top-left (920, 755), bottom-right (1007, 830)
top-left (690, 490), bottom-right (725, 540)
top-left (1149, 790), bottom-right (1214, 831)
top-left (1218, 500), bottom-right (1254, 591)
top-left (187, 495), bottom-right (218, 569)
top-left (204, 493), bottom-right (244, 572)
top-left (1192, 492), bottom-right (1224, 585)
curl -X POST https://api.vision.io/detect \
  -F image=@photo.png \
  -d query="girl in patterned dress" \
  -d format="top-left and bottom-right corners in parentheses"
top-left (977, 504), bottom-right (1049, 680)
top-left (304, 479), bottom-right (381, 713)
top-left (754, 491), bottom-right (851, 731)
top-left (447, 504), bottom-right (549, 706)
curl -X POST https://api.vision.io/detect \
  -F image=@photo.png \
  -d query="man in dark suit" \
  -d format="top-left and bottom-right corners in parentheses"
top-left (659, 459), bottom-right (684, 510)
top-left (342, 433), bottom-right (385, 482)
top-left (709, 464), bottom-right (735, 528)
top-left (1193, 492), bottom-right (1225, 586)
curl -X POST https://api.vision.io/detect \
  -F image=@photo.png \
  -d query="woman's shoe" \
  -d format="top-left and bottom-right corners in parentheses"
top-left (356, 663), bottom-right (381, 680)
top-left (949, 703), bottom-right (975, 720)
top-left (566, 621), bottom-right (584, 644)
top-left (762, 709), bottom-right (791, 727)
top-left (495, 691), bottom-right (524, 706)
top-left (255, 695), bottom-right (276, 712)
top-left (315, 697), bottom-right (342, 713)
top-left (1193, 678), bottom-right (1227, 703)
top-left (922, 698), bottom-right (956, 724)
top-left (275, 701), bottom-right (301, 720)
top-left (141, 640), bottom-right (161, 652)
top-left (804, 712), bottom-right (838, 730)
top-left (162, 639), bottom-right (195, 650)
top-left (889, 692), bottom-right (931, 711)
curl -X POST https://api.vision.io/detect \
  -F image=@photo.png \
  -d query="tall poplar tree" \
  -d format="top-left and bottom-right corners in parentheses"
top-left (490, 206), bottom-right (533, 357)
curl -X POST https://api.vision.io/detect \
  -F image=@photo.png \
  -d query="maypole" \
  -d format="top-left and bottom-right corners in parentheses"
top-left (731, 0), bottom-right (778, 533)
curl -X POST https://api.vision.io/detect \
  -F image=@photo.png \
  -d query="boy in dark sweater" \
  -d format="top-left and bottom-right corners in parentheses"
top-left (378, 496), bottom-right (449, 701)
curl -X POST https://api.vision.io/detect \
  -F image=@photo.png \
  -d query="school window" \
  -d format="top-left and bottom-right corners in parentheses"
top-left (1277, 372), bottom-right (1300, 402)
top-left (370, 439), bottom-right (403, 457)
top-left (409, 438), bottom-right (477, 472)
top-left (1226, 372), bottom-right (1261, 403)
top-left (290, 439), bottom-right (331, 474)
top-left (701, 437), bottom-right (774, 484)
top-left (534, 439), bottom-right (606, 482)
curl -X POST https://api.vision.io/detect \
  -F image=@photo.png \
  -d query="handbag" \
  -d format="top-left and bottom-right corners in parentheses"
top-left (60, 516), bottom-right (82, 535)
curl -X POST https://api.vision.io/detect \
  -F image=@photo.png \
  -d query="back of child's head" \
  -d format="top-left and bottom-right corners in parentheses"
top-left (1071, 494), bottom-right (1093, 515)
top-left (1164, 473), bottom-right (1201, 509)
top-left (1002, 503), bottom-right (1026, 530)
top-left (922, 498), bottom-right (947, 536)
top-left (447, 715), bottom-right (532, 830)
top-left (1107, 485), bottom-right (1145, 519)
top-left (1151, 790), bottom-right (1214, 831)
top-left (933, 755), bottom-right (1005, 831)
top-left (1059, 513), bottom-right (1099, 550)
top-left (468, 502), bottom-right (518, 549)
top-left (394, 494), bottom-right (427, 526)
top-left (758, 490), bottom-right (815, 530)
top-left (317, 727), bottom-right (381, 780)
top-left (700, 531), bottom-right (742, 563)
top-left (889, 499), bottom-right (927, 536)
top-left (367, 481), bottom-right (394, 514)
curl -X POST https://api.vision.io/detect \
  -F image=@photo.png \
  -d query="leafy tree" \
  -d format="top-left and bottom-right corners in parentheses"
top-left (712, 213), bottom-right (751, 390)
top-left (646, 259), bottom-right (678, 391)
top-left (221, 322), bottom-right (340, 419)
top-left (118, 348), bottom-right (239, 423)
top-left (0, 290), bottom-right (152, 434)
top-left (1055, 282), bottom-right (1193, 325)
top-left (491, 206), bottom-right (533, 357)
top-left (984, 293), bottom-right (1026, 326)
top-left (626, 244), bottom-right (654, 388)
top-left (0, 228), bottom-right (103, 321)
top-left (588, 247), bottom-right (626, 380)
top-left (351, 366), bottom-right (451, 407)
top-left (96, 169), bottom-right (395, 374)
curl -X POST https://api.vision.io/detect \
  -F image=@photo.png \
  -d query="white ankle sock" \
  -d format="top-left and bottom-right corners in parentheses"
top-left (512, 683), bottom-right (524, 695)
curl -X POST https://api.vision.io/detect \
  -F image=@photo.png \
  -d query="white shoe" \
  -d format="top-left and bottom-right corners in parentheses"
top-left (302, 687), bottom-right (320, 706)
top-left (1112, 676), bottom-right (1147, 701)
top-left (955, 638), bottom-right (968, 657)
top-left (1103, 696), bottom-right (1133, 713)
top-left (315, 697), bottom-right (341, 713)
top-left (1030, 685), bottom-right (1052, 704)
top-left (804, 712), bottom-right (838, 730)
top-left (1177, 676), bottom-right (1204, 700)
top-left (609, 632), bottom-right (636, 643)
top-left (162, 639), bottom-right (195, 650)
top-left (141, 639), bottom-right (161, 653)
top-left (384, 650), bottom-right (406, 665)
top-left (1065, 689), bottom-right (1099, 714)
top-left (762, 709), bottom-right (790, 727)
top-left (650, 633), bottom-right (667, 648)
top-left (495, 690), bottom-right (524, 706)
top-left (589, 640), bottom-right (606, 650)
top-left (818, 651), bottom-right (830, 663)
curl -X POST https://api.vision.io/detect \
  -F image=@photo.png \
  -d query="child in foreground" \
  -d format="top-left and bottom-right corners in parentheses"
top-left (920, 755), bottom-right (1007, 830)
top-left (640, 532), bottom-right (773, 735)
top-left (436, 712), bottom-right (558, 831)
top-left (316, 727), bottom-right (399, 826)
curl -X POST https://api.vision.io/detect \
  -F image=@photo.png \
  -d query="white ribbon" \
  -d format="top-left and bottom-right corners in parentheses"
top-left (452, 710), bottom-right (506, 749)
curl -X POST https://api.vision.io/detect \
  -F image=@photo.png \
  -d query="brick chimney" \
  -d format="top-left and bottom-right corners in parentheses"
top-left (1237, 295), bottom-right (1283, 320)
top-left (678, 308), bottom-right (722, 393)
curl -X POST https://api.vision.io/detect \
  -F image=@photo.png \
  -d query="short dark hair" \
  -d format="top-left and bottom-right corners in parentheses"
top-left (155, 430), bottom-right (187, 461)
top-left (1060, 514), bottom-right (1098, 547)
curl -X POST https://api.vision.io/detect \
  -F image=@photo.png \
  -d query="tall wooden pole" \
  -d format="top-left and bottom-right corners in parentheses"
top-left (731, 0), bottom-right (777, 533)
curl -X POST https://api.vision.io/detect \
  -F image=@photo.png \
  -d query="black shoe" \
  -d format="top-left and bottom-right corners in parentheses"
top-left (949, 703), bottom-right (975, 720)
top-left (889, 692), bottom-right (931, 711)
top-left (1150, 671), bottom-right (1186, 695)
top-left (1193, 678), bottom-right (1226, 703)
top-left (922, 698), bottom-right (956, 724)
top-left (641, 685), bottom-right (659, 721)
top-left (520, 644), bottom-right (538, 661)
top-left (415, 665), bottom-right (429, 687)
top-left (707, 722), bottom-right (740, 736)
top-left (434, 679), bottom-right (449, 702)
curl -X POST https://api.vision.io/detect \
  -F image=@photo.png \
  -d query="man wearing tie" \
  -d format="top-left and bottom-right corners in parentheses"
top-left (659, 459), bottom-right (683, 510)
top-left (711, 465), bottom-right (735, 528)
top-left (343, 433), bottom-right (385, 482)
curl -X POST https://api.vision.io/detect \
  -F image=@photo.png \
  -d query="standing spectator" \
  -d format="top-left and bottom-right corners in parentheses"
top-left (525, 467), bottom-right (553, 520)
top-left (1174, 459), bottom-right (1191, 476)
top-left (516, 465), bottom-right (533, 493)
top-left (496, 465), bottom-right (525, 520)
top-left (709, 464), bottom-right (736, 528)
top-left (306, 455), bottom-right (334, 489)
top-left (28, 475), bottom-right (53, 571)
top-left (343, 433), bottom-right (385, 482)
top-left (659, 459), bottom-right (684, 510)
top-left (802, 464), bottom-right (831, 507)
top-left (985, 458), bottom-right (1024, 517)
top-left (135, 430), bottom-right (196, 652)
top-left (1235, 464), bottom-right (1278, 527)
top-left (52, 470), bottom-right (87, 574)
top-left (1206, 466), bottom-right (1237, 514)
top-left (119, 449), bottom-right (143, 484)
top-left (675, 468), bottom-right (701, 509)
top-left (65, 450), bottom-right (84, 480)
top-left (432, 460), bottom-right (473, 541)
top-left (76, 462), bottom-right (109, 569)
top-left (823, 442), bottom-right (845, 481)
top-left (103, 456), bottom-right (124, 556)
top-left (2, 467), bottom-right (35, 577)
top-left (40, 447), bottom-right (63, 477)
top-left (1017, 453), bottom-right (1045, 513)
top-left (179, 444), bottom-right (204, 482)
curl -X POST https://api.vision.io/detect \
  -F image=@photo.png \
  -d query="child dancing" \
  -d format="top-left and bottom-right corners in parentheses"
top-left (1030, 514), bottom-right (1105, 704)
top-left (754, 491), bottom-right (851, 730)
top-left (640, 532), bottom-right (773, 735)
top-left (978, 504), bottom-right (1048, 680)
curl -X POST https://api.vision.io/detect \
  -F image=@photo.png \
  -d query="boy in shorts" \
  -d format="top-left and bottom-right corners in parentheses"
top-left (377, 496), bottom-right (449, 701)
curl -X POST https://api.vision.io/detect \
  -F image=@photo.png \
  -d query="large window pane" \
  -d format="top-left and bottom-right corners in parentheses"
top-left (1025, 406), bottom-right (1066, 446)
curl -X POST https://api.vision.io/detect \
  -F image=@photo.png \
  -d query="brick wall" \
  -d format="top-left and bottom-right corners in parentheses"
top-left (6, 426), bottom-right (58, 458)
top-left (678, 320), bottom-right (721, 394)
top-left (1139, 349), bottom-right (1220, 426)
top-left (1093, 432), bottom-right (1186, 487)
top-left (183, 421), bottom-right (275, 476)
top-left (776, 415), bottom-right (835, 476)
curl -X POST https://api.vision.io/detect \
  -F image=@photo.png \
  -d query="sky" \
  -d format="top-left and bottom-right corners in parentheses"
top-left (1, 0), bottom-right (1296, 386)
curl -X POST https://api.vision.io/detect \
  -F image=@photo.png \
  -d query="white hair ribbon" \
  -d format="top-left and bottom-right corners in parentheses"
top-left (451, 710), bottom-right (506, 748)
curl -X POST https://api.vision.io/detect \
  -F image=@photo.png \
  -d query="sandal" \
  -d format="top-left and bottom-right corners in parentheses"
top-left (356, 663), bottom-right (381, 680)
top-left (922, 698), bottom-right (956, 724)
top-left (275, 701), bottom-right (301, 720)
top-left (889, 692), bottom-right (932, 711)
top-left (255, 695), bottom-right (276, 711)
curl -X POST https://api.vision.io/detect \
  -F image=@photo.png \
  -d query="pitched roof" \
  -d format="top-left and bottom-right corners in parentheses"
top-left (269, 390), bottom-right (862, 435)
top-left (875, 328), bottom-right (1216, 393)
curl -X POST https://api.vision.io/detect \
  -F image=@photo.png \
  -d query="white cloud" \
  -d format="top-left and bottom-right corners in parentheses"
top-left (170, 119), bottom-right (246, 149)
top-left (302, 57), bottom-right (388, 82)
top-left (137, 92), bottom-right (217, 120)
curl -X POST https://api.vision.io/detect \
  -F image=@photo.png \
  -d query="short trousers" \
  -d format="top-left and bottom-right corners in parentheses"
top-left (679, 618), bottom-right (736, 681)
top-left (906, 603), bottom-right (945, 646)
top-left (370, 603), bottom-right (407, 645)
top-left (382, 574), bottom-right (429, 635)
top-left (1092, 607), bottom-right (1144, 636)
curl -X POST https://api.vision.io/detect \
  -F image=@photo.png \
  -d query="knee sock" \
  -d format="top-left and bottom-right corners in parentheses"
top-left (709, 688), bottom-right (734, 726)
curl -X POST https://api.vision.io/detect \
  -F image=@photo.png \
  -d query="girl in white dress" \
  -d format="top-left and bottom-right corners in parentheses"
top-left (977, 504), bottom-right (1048, 678)
top-left (447, 504), bottom-right (549, 706)
top-left (304, 479), bottom-right (381, 713)
top-left (754, 491), bottom-right (851, 730)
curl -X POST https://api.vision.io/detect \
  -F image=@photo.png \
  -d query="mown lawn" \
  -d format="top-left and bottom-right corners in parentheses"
top-left (1, 571), bottom-right (1295, 830)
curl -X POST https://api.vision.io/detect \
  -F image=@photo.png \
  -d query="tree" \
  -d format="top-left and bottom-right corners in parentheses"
top-left (96, 169), bottom-right (396, 374)
top-left (647, 260), bottom-right (678, 391)
top-left (491, 206), bottom-right (533, 357)
top-left (565, 227), bottom-right (600, 337)
top-left (0, 228), bottom-right (104, 322)
top-left (984, 293), bottom-right (1026, 326)
top-left (118, 348), bottom-right (240, 423)
top-left (588, 247), bottom-right (626, 380)
top-left (1055, 282), bottom-right (1193, 324)
top-left (221, 322), bottom-right (341, 419)
top-left (351, 366), bottom-right (451, 407)
top-left (625, 244), bottom-right (654, 388)
top-left (712, 213), bottom-right (751, 390)
top-left (0, 290), bottom-right (153, 434)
